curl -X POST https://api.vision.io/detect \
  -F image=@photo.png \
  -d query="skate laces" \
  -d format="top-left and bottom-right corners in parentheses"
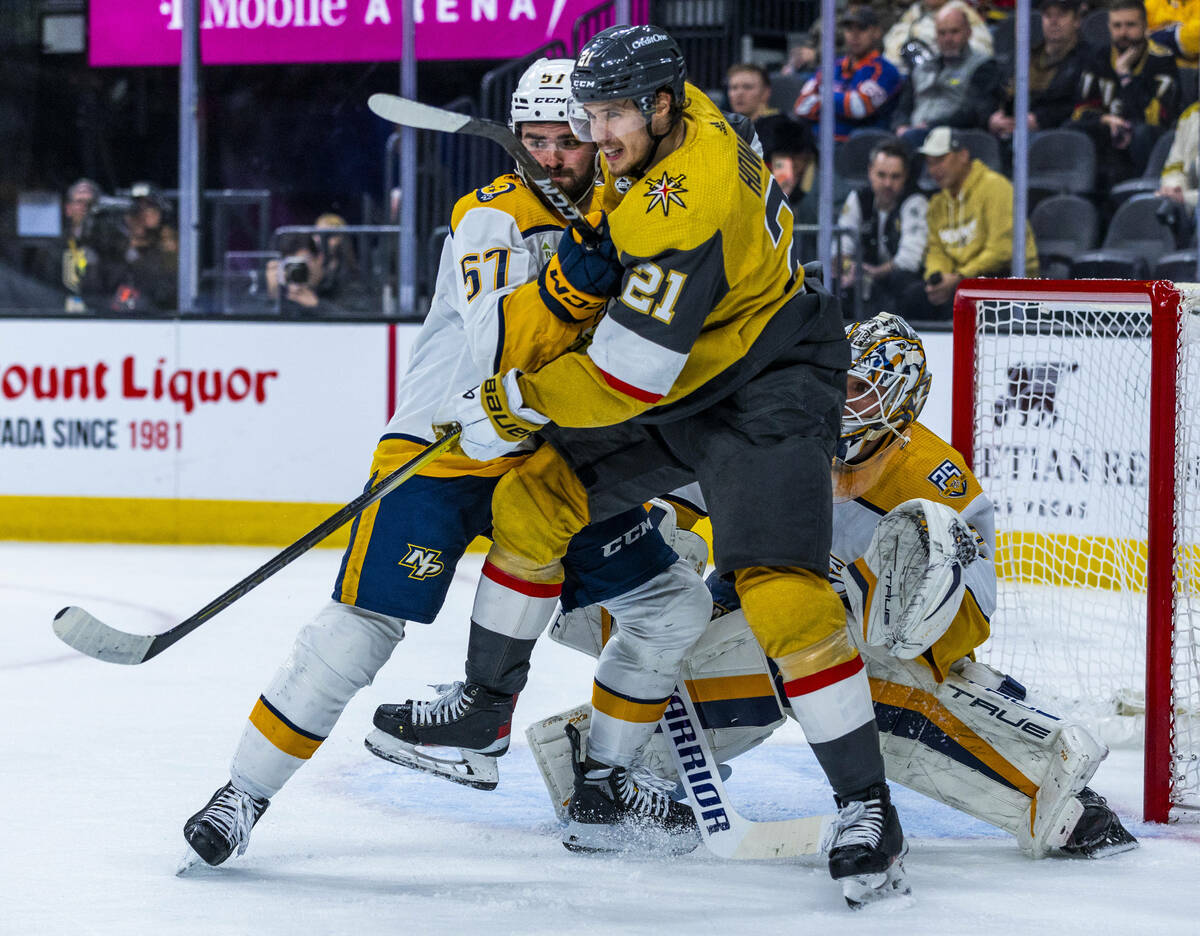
top-left (411, 682), bottom-right (469, 726)
top-left (823, 798), bottom-right (885, 852)
top-left (617, 766), bottom-right (676, 818)
top-left (203, 786), bottom-right (261, 857)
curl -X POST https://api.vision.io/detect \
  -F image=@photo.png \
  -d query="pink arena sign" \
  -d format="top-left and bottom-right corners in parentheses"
top-left (90, 0), bottom-right (639, 66)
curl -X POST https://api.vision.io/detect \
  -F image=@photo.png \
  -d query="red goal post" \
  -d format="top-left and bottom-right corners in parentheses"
top-left (950, 278), bottom-right (1199, 824)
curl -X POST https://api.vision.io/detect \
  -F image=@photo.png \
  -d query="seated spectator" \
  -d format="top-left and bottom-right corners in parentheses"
top-left (794, 6), bottom-right (904, 142)
top-left (1156, 102), bottom-right (1198, 243)
top-left (111, 183), bottom-right (179, 313)
top-left (893, 3), bottom-right (1003, 148)
top-left (725, 63), bottom-right (802, 158)
top-left (836, 140), bottom-right (929, 315)
top-left (885, 0), bottom-right (993, 73)
top-left (900, 127), bottom-right (1038, 320)
top-left (1070, 0), bottom-right (1180, 187)
top-left (989, 0), bottom-right (1091, 140)
top-left (267, 233), bottom-right (346, 317)
top-left (1146, 0), bottom-right (1198, 67)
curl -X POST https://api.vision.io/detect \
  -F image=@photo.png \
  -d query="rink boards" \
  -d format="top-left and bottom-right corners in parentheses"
top-left (0, 318), bottom-right (953, 546)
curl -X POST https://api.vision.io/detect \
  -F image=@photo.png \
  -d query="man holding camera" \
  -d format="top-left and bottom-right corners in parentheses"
top-left (899, 127), bottom-right (1038, 321)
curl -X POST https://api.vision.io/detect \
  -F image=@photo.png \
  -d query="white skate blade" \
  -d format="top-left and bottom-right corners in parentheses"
top-left (364, 729), bottom-right (499, 790)
top-left (562, 818), bottom-right (701, 856)
top-left (175, 845), bottom-right (207, 876)
top-left (841, 856), bottom-right (913, 910)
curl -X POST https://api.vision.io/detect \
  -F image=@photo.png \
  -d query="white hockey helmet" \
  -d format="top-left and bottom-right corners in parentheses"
top-left (510, 58), bottom-right (575, 129)
top-left (838, 312), bottom-right (932, 464)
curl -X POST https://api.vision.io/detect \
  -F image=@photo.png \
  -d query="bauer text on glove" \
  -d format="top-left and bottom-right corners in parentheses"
top-left (432, 370), bottom-right (549, 462)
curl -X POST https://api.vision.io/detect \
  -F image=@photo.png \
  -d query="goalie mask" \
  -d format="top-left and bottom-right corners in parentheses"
top-left (838, 312), bottom-right (931, 465)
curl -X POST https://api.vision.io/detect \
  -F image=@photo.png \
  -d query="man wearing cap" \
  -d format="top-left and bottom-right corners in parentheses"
top-left (989, 0), bottom-right (1092, 140)
top-left (794, 6), bottom-right (904, 142)
top-left (900, 127), bottom-right (1038, 320)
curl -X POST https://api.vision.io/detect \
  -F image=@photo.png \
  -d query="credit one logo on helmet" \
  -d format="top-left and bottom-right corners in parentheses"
top-left (631, 33), bottom-right (669, 49)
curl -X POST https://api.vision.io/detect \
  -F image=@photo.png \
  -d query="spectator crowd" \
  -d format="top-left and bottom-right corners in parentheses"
top-left (729, 0), bottom-right (1199, 318)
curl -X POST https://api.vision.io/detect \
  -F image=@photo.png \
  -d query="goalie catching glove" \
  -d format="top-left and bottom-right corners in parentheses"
top-left (538, 211), bottom-right (624, 322)
top-left (845, 497), bottom-right (979, 659)
top-left (432, 370), bottom-right (548, 461)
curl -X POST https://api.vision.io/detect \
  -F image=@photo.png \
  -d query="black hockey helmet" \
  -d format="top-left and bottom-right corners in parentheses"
top-left (571, 25), bottom-right (686, 120)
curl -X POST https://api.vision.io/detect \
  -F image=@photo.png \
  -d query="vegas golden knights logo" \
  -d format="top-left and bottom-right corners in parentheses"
top-left (399, 545), bottom-right (445, 579)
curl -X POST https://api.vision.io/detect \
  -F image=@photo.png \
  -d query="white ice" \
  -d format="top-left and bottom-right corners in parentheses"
top-left (3, 541), bottom-right (1197, 935)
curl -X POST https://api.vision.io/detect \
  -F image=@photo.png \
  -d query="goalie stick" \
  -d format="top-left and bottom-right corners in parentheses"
top-left (366, 93), bottom-right (600, 246)
top-left (52, 431), bottom-right (461, 665)
top-left (661, 685), bottom-right (832, 860)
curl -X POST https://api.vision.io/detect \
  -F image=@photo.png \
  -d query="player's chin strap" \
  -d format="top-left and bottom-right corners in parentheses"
top-left (630, 103), bottom-right (683, 180)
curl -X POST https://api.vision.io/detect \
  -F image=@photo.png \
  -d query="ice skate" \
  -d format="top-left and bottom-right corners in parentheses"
top-left (1060, 788), bottom-right (1139, 858)
top-left (364, 681), bottom-right (515, 791)
top-left (561, 724), bottom-right (699, 855)
top-left (824, 783), bottom-right (911, 909)
top-left (179, 781), bottom-right (269, 872)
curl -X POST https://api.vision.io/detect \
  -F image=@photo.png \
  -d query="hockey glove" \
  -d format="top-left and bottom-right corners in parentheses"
top-left (847, 498), bottom-right (979, 660)
top-left (538, 211), bottom-right (624, 323)
top-left (432, 370), bottom-right (548, 462)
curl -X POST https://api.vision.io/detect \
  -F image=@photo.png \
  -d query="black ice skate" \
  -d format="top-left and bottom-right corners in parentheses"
top-left (561, 723), bottom-right (699, 855)
top-left (179, 781), bottom-right (269, 872)
top-left (364, 681), bottom-right (515, 791)
top-left (1060, 787), bottom-right (1140, 858)
top-left (824, 782), bottom-right (911, 909)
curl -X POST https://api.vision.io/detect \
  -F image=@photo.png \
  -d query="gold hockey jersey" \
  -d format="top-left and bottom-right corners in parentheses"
top-left (519, 84), bottom-right (845, 428)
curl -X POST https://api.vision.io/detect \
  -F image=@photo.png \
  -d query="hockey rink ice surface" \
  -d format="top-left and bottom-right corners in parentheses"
top-left (4, 542), bottom-right (1199, 935)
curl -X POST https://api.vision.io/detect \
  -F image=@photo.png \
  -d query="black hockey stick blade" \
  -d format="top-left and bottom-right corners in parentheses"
top-left (52, 431), bottom-right (461, 665)
top-left (367, 93), bottom-right (600, 246)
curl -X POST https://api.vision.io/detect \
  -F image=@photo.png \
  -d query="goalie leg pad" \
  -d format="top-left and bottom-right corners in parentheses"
top-left (232, 601), bottom-right (406, 800)
top-left (864, 646), bottom-right (1106, 857)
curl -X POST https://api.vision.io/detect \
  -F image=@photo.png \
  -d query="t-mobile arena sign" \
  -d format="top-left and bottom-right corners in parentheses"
top-left (90, 0), bottom-right (631, 65)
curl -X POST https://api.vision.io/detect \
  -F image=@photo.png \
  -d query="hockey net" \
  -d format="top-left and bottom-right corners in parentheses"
top-left (951, 279), bottom-right (1200, 823)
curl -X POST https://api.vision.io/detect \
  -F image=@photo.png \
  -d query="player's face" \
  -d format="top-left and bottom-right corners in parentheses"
top-left (519, 122), bottom-right (597, 202)
top-left (581, 99), bottom-right (654, 176)
top-left (845, 375), bottom-right (883, 421)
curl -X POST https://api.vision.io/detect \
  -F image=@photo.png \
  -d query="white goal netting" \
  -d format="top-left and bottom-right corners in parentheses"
top-left (966, 282), bottom-right (1200, 820)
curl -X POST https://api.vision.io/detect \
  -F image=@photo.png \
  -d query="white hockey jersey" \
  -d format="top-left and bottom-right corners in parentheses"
top-left (380, 174), bottom-right (598, 477)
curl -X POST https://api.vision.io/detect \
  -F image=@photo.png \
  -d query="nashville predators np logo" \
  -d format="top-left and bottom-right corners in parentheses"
top-left (927, 459), bottom-right (968, 498)
top-left (643, 171), bottom-right (688, 216)
top-left (399, 545), bottom-right (445, 579)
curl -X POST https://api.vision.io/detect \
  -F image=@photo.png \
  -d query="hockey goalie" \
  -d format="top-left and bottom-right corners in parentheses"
top-left (529, 312), bottom-right (1139, 861)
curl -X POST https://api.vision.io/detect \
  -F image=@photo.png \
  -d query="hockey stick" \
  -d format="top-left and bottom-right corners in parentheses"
top-left (367, 93), bottom-right (600, 246)
top-left (662, 685), bottom-right (832, 859)
top-left (52, 431), bottom-right (461, 665)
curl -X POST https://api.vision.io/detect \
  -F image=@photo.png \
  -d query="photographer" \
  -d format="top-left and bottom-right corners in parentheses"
top-left (266, 233), bottom-right (343, 317)
top-left (60, 179), bottom-right (120, 313)
top-left (111, 182), bottom-right (179, 313)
